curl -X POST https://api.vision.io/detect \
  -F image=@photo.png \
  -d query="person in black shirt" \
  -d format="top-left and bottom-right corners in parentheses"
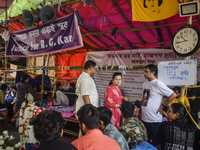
top-left (30, 110), bottom-right (76, 150)
top-left (157, 103), bottom-right (197, 150)
top-left (64, 83), bottom-right (77, 106)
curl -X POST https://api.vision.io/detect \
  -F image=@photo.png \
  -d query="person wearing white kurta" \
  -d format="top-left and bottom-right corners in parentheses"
top-left (75, 60), bottom-right (99, 114)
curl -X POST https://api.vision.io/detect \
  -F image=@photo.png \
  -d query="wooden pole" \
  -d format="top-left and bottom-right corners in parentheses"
top-left (180, 16), bottom-right (192, 103)
top-left (40, 55), bottom-right (46, 110)
top-left (4, 0), bottom-right (8, 83)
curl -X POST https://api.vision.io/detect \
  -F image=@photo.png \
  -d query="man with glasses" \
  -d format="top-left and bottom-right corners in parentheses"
top-left (141, 64), bottom-right (176, 147)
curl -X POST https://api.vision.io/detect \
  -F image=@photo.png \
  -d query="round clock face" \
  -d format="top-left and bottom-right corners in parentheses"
top-left (172, 25), bottom-right (200, 57)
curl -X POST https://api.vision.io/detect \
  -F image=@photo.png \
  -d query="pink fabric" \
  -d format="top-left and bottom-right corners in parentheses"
top-left (71, 129), bottom-right (121, 150)
top-left (104, 84), bottom-right (123, 129)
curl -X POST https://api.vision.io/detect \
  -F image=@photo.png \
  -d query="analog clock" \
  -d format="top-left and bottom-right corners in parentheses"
top-left (172, 25), bottom-right (200, 57)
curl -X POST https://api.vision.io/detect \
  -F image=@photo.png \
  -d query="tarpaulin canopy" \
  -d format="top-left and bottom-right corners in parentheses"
top-left (0, 0), bottom-right (200, 79)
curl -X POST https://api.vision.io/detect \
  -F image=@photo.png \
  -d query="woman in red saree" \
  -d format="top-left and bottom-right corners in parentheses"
top-left (104, 72), bottom-right (128, 129)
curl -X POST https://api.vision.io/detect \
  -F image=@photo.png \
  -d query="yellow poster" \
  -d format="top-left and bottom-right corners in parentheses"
top-left (132, 0), bottom-right (179, 22)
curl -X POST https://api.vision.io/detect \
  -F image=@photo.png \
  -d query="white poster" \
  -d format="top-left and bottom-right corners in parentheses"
top-left (86, 49), bottom-right (200, 102)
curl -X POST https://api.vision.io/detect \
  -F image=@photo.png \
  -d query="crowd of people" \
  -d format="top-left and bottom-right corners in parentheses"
top-left (0, 60), bottom-right (200, 150)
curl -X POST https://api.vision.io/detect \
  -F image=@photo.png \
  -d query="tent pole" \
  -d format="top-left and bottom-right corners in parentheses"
top-left (40, 55), bottom-right (46, 110)
top-left (4, 0), bottom-right (8, 82)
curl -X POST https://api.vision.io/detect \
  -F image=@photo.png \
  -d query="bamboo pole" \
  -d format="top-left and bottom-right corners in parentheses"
top-left (163, 20), bottom-right (173, 39)
top-left (64, 5), bottom-right (120, 48)
top-left (82, 19), bottom-right (199, 36)
top-left (40, 55), bottom-right (45, 110)
top-left (4, 0), bottom-right (8, 83)
top-left (111, 0), bottom-right (145, 44)
top-left (92, 3), bottom-right (132, 45)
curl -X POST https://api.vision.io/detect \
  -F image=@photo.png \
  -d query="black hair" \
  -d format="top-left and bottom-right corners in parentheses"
top-left (77, 104), bottom-right (100, 129)
top-left (120, 101), bottom-right (135, 118)
top-left (56, 82), bottom-right (62, 89)
top-left (0, 77), bottom-right (2, 81)
top-left (134, 100), bottom-right (141, 108)
top-left (173, 86), bottom-right (180, 93)
top-left (145, 64), bottom-right (158, 77)
top-left (0, 84), bottom-right (7, 92)
top-left (171, 103), bottom-right (197, 131)
top-left (84, 60), bottom-right (96, 70)
top-left (97, 107), bottom-right (112, 127)
top-left (30, 110), bottom-right (65, 143)
top-left (20, 74), bottom-right (29, 83)
top-left (109, 72), bottom-right (122, 86)
top-left (69, 83), bottom-right (75, 89)
top-left (143, 0), bottom-right (163, 8)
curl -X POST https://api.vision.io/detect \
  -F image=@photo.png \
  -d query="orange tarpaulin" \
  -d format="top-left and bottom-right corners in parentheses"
top-left (56, 53), bottom-right (86, 79)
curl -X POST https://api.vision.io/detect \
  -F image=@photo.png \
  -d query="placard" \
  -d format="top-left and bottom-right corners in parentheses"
top-left (158, 59), bottom-right (197, 86)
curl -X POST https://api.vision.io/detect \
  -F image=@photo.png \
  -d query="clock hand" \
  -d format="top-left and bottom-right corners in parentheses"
top-left (176, 40), bottom-right (189, 44)
top-left (181, 36), bottom-right (187, 42)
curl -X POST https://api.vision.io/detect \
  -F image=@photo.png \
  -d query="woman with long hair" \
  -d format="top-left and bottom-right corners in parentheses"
top-left (104, 72), bottom-right (128, 129)
top-left (157, 103), bottom-right (197, 150)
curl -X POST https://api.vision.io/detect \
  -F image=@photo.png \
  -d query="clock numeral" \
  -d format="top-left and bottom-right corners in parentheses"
top-left (190, 30), bottom-right (192, 34)
top-left (193, 43), bottom-right (196, 46)
top-left (184, 49), bottom-right (187, 52)
top-left (176, 45), bottom-right (180, 48)
top-left (180, 32), bottom-right (183, 36)
top-left (184, 30), bottom-right (188, 34)
top-left (188, 47), bottom-right (192, 51)
top-left (177, 36), bottom-right (180, 39)
top-left (180, 47), bottom-right (182, 51)
top-left (193, 33), bottom-right (196, 37)
top-left (193, 38), bottom-right (197, 42)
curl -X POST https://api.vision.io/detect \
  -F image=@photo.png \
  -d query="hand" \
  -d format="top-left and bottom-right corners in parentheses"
top-left (156, 105), bottom-right (163, 114)
top-left (123, 97), bottom-right (128, 101)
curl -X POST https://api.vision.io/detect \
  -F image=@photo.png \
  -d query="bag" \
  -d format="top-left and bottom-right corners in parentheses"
top-left (132, 141), bottom-right (157, 150)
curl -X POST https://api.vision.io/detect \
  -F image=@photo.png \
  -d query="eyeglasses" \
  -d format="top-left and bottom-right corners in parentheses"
top-left (167, 109), bottom-right (173, 113)
top-left (144, 70), bottom-right (150, 73)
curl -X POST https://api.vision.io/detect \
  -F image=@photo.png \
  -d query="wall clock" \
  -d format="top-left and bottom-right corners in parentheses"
top-left (172, 25), bottom-right (200, 57)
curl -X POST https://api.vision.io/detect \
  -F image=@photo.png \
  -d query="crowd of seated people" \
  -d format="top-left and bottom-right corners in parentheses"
top-left (1, 72), bottom-right (200, 150)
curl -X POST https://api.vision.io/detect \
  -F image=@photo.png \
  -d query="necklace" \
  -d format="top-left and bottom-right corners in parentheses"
top-left (18, 101), bottom-right (35, 147)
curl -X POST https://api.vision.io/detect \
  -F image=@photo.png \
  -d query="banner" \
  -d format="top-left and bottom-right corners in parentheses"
top-left (131, 0), bottom-right (179, 21)
top-left (86, 49), bottom-right (200, 102)
top-left (6, 14), bottom-right (83, 57)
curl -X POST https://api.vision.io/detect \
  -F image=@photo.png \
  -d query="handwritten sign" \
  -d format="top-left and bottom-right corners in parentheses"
top-left (158, 59), bottom-right (197, 86)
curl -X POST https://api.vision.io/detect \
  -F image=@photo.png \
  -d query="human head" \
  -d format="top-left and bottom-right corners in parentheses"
top-left (77, 104), bottom-right (100, 135)
top-left (30, 110), bottom-right (65, 143)
top-left (0, 77), bottom-right (2, 82)
top-left (167, 103), bottom-right (186, 121)
top-left (143, 0), bottom-right (163, 12)
top-left (69, 83), bottom-right (75, 89)
top-left (173, 86), bottom-right (180, 98)
top-left (144, 64), bottom-right (158, 79)
top-left (97, 107), bottom-right (112, 131)
top-left (120, 101), bottom-right (135, 119)
top-left (0, 84), bottom-right (7, 92)
top-left (84, 60), bottom-right (96, 76)
top-left (20, 74), bottom-right (29, 83)
top-left (56, 82), bottom-right (62, 90)
top-left (32, 85), bottom-right (37, 92)
top-left (25, 91), bottom-right (37, 103)
top-left (134, 100), bottom-right (141, 108)
top-left (109, 72), bottom-right (122, 86)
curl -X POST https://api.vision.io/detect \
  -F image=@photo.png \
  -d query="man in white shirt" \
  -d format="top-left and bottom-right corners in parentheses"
top-left (141, 64), bottom-right (176, 146)
top-left (75, 60), bottom-right (99, 114)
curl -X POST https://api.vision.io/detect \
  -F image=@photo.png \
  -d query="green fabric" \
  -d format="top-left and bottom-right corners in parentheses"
top-left (0, 0), bottom-right (53, 21)
top-left (119, 117), bottom-right (148, 149)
